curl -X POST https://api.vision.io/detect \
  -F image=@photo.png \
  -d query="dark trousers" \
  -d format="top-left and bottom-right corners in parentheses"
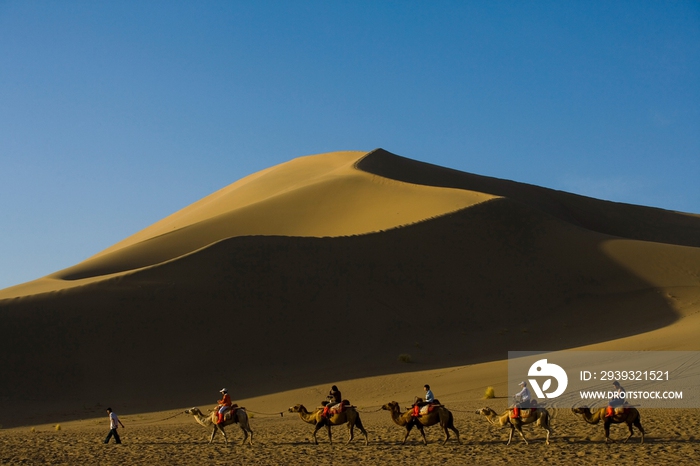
top-left (104, 428), bottom-right (121, 444)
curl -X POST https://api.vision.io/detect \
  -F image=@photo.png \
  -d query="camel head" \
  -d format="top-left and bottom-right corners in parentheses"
top-left (571, 407), bottom-right (591, 416)
top-left (288, 404), bottom-right (305, 414)
top-left (476, 407), bottom-right (497, 417)
top-left (381, 401), bottom-right (400, 412)
top-left (184, 407), bottom-right (203, 416)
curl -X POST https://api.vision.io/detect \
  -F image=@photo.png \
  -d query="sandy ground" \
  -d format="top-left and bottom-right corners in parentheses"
top-left (2, 402), bottom-right (698, 465)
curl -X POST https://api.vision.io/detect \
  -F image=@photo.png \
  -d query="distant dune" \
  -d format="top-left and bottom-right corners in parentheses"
top-left (1, 148), bottom-right (699, 427)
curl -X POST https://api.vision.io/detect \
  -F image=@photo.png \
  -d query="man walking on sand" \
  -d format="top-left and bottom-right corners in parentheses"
top-left (104, 407), bottom-right (125, 444)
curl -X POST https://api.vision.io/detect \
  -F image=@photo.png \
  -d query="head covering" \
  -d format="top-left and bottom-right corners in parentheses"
top-left (220, 388), bottom-right (228, 394)
top-left (519, 381), bottom-right (526, 386)
top-left (613, 381), bottom-right (620, 387)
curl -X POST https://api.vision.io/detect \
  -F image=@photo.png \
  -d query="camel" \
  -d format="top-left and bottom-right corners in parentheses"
top-left (184, 407), bottom-right (253, 445)
top-left (571, 406), bottom-right (645, 444)
top-left (288, 404), bottom-right (368, 445)
top-left (476, 406), bottom-right (551, 445)
top-left (381, 401), bottom-right (461, 445)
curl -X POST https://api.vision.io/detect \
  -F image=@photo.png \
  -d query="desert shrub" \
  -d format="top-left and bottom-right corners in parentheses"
top-left (484, 386), bottom-right (496, 399)
top-left (398, 353), bottom-right (413, 363)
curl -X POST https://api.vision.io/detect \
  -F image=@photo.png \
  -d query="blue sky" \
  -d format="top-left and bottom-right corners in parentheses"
top-left (1, 1), bottom-right (698, 290)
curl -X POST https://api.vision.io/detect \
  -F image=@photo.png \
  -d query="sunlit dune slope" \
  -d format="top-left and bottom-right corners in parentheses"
top-left (43, 150), bottom-right (495, 284)
top-left (1, 148), bottom-right (699, 426)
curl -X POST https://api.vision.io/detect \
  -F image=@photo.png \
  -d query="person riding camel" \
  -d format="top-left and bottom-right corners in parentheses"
top-left (512, 381), bottom-right (531, 419)
top-left (216, 388), bottom-right (232, 424)
top-left (412, 384), bottom-right (436, 417)
top-left (606, 381), bottom-right (626, 417)
top-left (322, 385), bottom-right (342, 418)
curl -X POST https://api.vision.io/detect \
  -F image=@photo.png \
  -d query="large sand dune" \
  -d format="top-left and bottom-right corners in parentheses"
top-left (1, 149), bottom-right (699, 463)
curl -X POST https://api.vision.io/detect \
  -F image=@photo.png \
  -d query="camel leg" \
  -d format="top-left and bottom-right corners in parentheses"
top-left (312, 423), bottom-right (323, 445)
top-left (355, 418), bottom-right (369, 446)
top-left (211, 425), bottom-right (227, 444)
top-left (347, 422), bottom-right (354, 445)
top-left (604, 420), bottom-right (614, 443)
top-left (515, 424), bottom-right (529, 445)
top-left (634, 419), bottom-right (645, 444)
top-left (417, 425), bottom-right (427, 446)
top-left (441, 423), bottom-right (450, 445)
top-left (238, 423), bottom-right (251, 445)
top-left (247, 425), bottom-right (254, 446)
top-left (326, 423), bottom-right (333, 445)
top-left (507, 425), bottom-right (514, 446)
top-left (538, 417), bottom-right (551, 445)
top-left (402, 424), bottom-right (413, 444)
top-left (448, 417), bottom-right (461, 445)
top-left (450, 426), bottom-right (461, 444)
top-left (623, 422), bottom-right (634, 443)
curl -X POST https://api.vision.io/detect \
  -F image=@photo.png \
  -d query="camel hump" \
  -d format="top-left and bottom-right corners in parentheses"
top-left (222, 406), bottom-right (244, 422)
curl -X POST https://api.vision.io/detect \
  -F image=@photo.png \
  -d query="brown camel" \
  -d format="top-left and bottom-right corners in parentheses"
top-left (381, 401), bottom-right (460, 445)
top-left (571, 406), bottom-right (645, 444)
top-left (184, 407), bottom-right (253, 445)
top-left (476, 407), bottom-right (551, 445)
top-left (288, 404), bottom-right (368, 445)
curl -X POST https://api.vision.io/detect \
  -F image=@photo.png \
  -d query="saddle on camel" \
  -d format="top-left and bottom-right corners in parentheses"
top-left (411, 397), bottom-right (442, 417)
top-left (321, 385), bottom-right (348, 418)
top-left (605, 402), bottom-right (631, 418)
top-left (511, 399), bottom-right (539, 420)
top-left (321, 400), bottom-right (351, 418)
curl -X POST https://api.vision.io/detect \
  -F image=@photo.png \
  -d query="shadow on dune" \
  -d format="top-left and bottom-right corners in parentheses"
top-left (357, 149), bottom-right (700, 248)
top-left (0, 196), bottom-right (688, 427)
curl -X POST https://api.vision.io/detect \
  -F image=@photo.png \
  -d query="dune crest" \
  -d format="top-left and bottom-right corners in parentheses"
top-left (29, 150), bottom-right (492, 284)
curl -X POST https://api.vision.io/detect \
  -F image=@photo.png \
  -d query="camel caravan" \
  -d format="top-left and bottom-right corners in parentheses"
top-left (184, 383), bottom-right (647, 446)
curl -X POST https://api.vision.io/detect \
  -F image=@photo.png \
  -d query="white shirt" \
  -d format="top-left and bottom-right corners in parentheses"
top-left (109, 412), bottom-right (120, 429)
top-left (516, 386), bottom-right (531, 402)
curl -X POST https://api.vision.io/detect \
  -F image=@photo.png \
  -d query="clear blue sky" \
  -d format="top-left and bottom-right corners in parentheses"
top-left (1, 1), bottom-right (698, 290)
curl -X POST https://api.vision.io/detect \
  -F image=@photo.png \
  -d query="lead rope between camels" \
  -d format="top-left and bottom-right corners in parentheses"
top-left (245, 409), bottom-right (285, 417)
top-left (124, 411), bottom-right (186, 425)
top-left (356, 406), bottom-right (384, 413)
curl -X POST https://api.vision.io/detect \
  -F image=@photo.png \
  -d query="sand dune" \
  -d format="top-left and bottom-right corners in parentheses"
top-left (1, 149), bottom-right (699, 464)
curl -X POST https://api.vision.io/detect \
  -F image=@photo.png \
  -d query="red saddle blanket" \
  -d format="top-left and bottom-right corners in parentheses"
top-left (326, 400), bottom-right (351, 416)
top-left (606, 405), bottom-right (629, 417)
top-left (412, 403), bottom-right (437, 417)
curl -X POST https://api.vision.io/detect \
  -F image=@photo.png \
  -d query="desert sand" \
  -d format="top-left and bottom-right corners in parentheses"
top-left (1, 149), bottom-right (699, 464)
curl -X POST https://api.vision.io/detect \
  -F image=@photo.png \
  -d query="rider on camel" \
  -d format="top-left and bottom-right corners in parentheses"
top-left (412, 384), bottom-right (436, 417)
top-left (606, 381), bottom-right (626, 417)
top-left (512, 381), bottom-right (531, 419)
top-left (216, 388), bottom-right (232, 424)
top-left (322, 385), bottom-right (342, 418)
